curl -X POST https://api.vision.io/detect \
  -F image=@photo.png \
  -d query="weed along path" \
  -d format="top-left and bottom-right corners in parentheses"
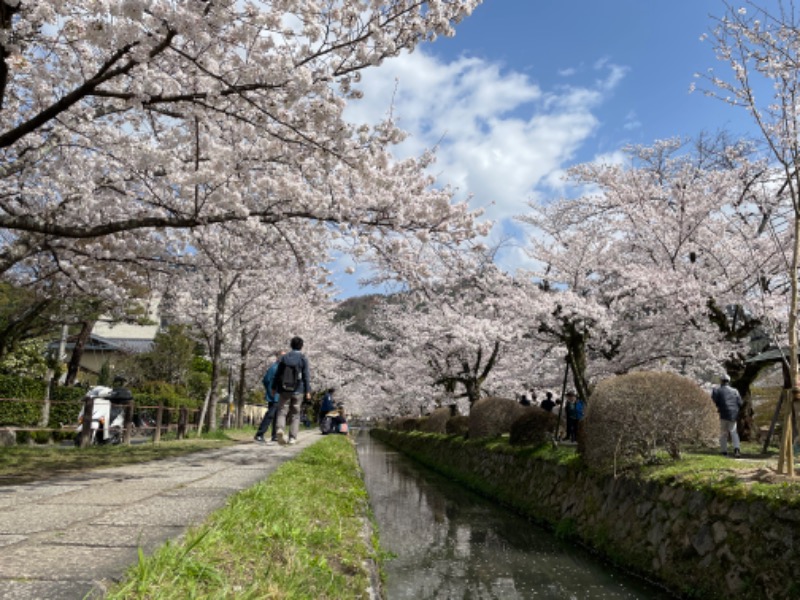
top-left (356, 430), bottom-right (677, 599)
top-left (0, 431), bottom-right (322, 600)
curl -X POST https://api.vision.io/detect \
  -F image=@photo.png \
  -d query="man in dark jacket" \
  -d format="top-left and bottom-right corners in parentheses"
top-left (271, 336), bottom-right (311, 446)
top-left (711, 373), bottom-right (743, 458)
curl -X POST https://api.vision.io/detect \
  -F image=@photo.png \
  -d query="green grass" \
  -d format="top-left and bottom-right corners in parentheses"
top-left (107, 435), bottom-right (379, 600)
top-left (0, 432), bottom-right (240, 484)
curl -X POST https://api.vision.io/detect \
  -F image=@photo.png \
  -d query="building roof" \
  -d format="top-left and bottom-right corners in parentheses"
top-left (746, 347), bottom-right (796, 364)
top-left (87, 334), bottom-right (154, 354)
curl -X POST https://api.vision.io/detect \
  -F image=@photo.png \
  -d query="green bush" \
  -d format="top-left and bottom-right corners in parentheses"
top-left (419, 407), bottom-right (451, 433)
top-left (186, 371), bottom-right (211, 404)
top-left (50, 386), bottom-right (86, 427)
top-left (390, 416), bottom-right (421, 431)
top-left (445, 415), bottom-right (469, 436)
top-left (0, 374), bottom-right (45, 426)
top-left (0, 373), bottom-right (46, 398)
top-left (509, 407), bottom-right (556, 446)
top-left (468, 396), bottom-right (528, 439)
top-left (583, 371), bottom-right (718, 473)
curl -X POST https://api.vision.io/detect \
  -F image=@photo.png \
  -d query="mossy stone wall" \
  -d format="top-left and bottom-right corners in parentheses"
top-left (371, 429), bottom-right (799, 600)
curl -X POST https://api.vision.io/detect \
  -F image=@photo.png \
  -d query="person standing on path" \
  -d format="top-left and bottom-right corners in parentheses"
top-left (565, 391), bottom-right (580, 442)
top-left (712, 373), bottom-right (743, 457)
top-left (254, 351), bottom-right (284, 444)
top-left (271, 336), bottom-right (311, 446)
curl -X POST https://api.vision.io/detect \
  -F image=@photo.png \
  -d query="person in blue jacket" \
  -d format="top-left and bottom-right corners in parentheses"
top-left (565, 390), bottom-right (585, 442)
top-left (254, 351), bottom-right (284, 444)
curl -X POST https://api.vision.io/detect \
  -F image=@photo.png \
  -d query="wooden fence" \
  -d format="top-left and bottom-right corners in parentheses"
top-left (0, 396), bottom-right (202, 447)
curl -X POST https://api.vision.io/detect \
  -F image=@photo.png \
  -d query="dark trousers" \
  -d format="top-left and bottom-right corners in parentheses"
top-left (256, 402), bottom-right (279, 440)
top-left (566, 417), bottom-right (578, 442)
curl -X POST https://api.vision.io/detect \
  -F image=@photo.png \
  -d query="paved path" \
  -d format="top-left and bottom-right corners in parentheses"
top-left (0, 431), bottom-right (322, 600)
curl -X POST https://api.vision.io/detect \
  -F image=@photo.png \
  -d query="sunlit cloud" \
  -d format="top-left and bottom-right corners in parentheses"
top-left (341, 48), bottom-right (629, 286)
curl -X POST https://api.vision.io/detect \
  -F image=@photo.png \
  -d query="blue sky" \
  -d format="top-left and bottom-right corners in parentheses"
top-left (334, 0), bottom-right (758, 298)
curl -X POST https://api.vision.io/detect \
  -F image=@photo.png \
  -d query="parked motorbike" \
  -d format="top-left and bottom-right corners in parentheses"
top-left (74, 385), bottom-right (131, 446)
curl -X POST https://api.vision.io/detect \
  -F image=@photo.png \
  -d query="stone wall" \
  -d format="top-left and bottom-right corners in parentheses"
top-left (371, 429), bottom-right (800, 600)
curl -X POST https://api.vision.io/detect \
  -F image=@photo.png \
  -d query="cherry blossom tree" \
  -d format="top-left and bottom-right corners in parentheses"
top-left (164, 217), bottom-right (331, 430)
top-left (0, 1), bottom-right (485, 302)
top-left (518, 137), bottom-right (782, 411)
top-left (698, 0), bottom-right (800, 471)
top-left (354, 255), bottom-right (536, 412)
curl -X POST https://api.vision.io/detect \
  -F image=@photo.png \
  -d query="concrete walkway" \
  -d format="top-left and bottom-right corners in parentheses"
top-left (0, 430), bottom-right (322, 600)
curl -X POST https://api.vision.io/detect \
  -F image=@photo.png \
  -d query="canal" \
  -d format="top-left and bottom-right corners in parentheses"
top-left (355, 430), bottom-right (677, 600)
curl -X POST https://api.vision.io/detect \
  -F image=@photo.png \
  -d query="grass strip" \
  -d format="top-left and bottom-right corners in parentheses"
top-left (0, 433), bottom-right (236, 484)
top-left (107, 435), bottom-right (379, 600)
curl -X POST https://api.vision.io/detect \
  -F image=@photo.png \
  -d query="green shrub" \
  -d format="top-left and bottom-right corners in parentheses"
top-left (419, 407), bottom-right (451, 433)
top-left (468, 396), bottom-right (528, 439)
top-left (0, 374), bottom-right (45, 426)
top-left (50, 386), bottom-right (86, 427)
top-left (445, 415), bottom-right (469, 436)
top-left (583, 371), bottom-right (718, 473)
top-left (0, 373), bottom-right (46, 399)
top-left (133, 380), bottom-right (200, 412)
top-left (509, 407), bottom-right (556, 446)
top-left (391, 416), bottom-right (421, 431)
top-left (186, 371), bottom-right (211, 404)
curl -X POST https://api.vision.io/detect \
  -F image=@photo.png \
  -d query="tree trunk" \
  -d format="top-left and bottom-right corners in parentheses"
top-left (208, 337), bottom-right (222, 432)
top-left (65, 319), bottom-right (96, 386)
top-left (236, 358), bottom-right (247, 429)
top-left (565, 331), bottom-right (589, 401)
top-left (0, 298), bottom-right (52, 359)
top-left (235, 325), bottom-right (259, 428)
top-left (731, 360), bottom-right (768, 442)
top-left (780, 213), bottom-right (800, 474)
top-left (464, 379), bottom-right (481, 405)
top-left (206, 276), bottom-right (230, 432)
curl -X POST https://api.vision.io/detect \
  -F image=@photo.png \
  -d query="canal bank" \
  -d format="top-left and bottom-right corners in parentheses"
top-left (371, 429), bottom-right (800, 600)
top-left (357, 430), bottom-right (674, 599)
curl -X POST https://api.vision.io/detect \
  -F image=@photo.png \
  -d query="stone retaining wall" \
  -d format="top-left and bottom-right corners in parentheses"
top-left (371, 429), bottom-right (800, 600)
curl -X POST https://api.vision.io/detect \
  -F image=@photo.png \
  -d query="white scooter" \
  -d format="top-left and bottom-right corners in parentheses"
top-left (75, 386), bottom-right (127, 446)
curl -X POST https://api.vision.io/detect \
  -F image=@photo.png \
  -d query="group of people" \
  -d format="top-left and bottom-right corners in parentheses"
top-left (254, 336), bottom-right (347, 446)
top-left (255, 338), bottom-right (742, 457)
top-left (518, 389), bottom-right (559, 411)
top-left (517, 373), bottom-right (745, 456)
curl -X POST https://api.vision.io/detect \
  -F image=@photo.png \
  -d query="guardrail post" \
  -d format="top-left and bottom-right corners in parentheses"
top-left (177, 406), bottom-right (187, 440)
top-left (79, 396), bottom-right (94, 449)
top-left (123, 400), bottom-right (134, 445)
top-left (154, 402), bottom-right (163, 443)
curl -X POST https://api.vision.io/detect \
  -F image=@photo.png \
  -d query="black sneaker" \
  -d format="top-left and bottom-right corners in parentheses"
top-left (734, 448), bottom-right (741, 458)
top-left (721, 451), bottom-right (728, 456)
top-left (254, 436), bottom-right (265, 443)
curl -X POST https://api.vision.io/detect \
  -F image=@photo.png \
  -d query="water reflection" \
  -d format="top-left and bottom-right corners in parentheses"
top-left (355, 430), bottom-right (676, 600)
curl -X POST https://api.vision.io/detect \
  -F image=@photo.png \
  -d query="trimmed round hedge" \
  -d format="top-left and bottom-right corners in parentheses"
top-left (583, 371), bottom-right (718, 472)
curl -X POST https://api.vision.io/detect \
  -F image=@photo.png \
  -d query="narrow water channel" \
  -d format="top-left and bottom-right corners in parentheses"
top-left (355, 430), bottom-right (677, 600)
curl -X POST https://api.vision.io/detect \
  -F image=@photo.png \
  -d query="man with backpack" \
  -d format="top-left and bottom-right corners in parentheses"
top-left (254, 351), bottom-right (284, 444)
top-left (270, 336), bottom-right (312, 445)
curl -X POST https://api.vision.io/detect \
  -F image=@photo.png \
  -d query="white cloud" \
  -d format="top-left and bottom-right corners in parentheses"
top-left (342, 48), bottom-right (628, 282)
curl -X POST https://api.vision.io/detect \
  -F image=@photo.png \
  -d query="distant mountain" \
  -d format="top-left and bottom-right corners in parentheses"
top-left (334, 294), bottom-right (384, 337)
